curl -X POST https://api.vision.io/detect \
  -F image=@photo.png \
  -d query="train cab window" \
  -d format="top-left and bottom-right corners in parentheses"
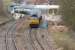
top-left (54, 9), bottom-right (58, 15)
top-left (49, 9), bottom-right (58, 15)
top-left (49, 9), bottom-right (53, 14)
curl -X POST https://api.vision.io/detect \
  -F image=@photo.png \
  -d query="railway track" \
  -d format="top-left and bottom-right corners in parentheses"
top-left (25, 28), bottom-right (57, 50)
top-left (29, 29), bottom-right (44, 50)
top-left (12, 16), bottom-right (56, 50)
top-left (4, 21), bottom-right (17, 50)
top-left (37, 29), bottom-right (57, 50)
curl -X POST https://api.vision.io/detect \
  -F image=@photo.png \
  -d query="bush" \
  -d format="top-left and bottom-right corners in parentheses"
top-left (59, 0), bottom-right (75, 31)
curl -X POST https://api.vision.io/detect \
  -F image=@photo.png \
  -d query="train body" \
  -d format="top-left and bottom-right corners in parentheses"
top-left (8, 3), bottom-right (59, 20)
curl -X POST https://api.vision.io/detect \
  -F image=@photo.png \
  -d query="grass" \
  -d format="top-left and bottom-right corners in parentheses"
top-left (51, 32), bottom-right (75, 50)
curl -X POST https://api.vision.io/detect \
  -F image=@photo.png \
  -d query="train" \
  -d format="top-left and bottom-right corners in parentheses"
top-left (8, 3), bottom-right (59, 20)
